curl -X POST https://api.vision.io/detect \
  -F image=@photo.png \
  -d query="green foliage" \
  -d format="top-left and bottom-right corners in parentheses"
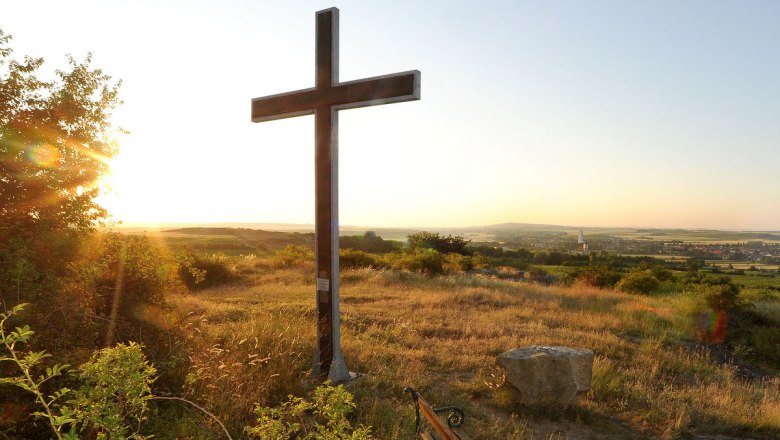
top-left (652, 266), bottom-right (673, 281)
top-left (178, 252), bottom-right (236, 290)
top-left (698, 276), bottom-right (749, 312)
top-left (340, 232), bottom-right (399, 254)
top-left (339, 249), bottom-right (385, 269)
top-left (0, 29), bottom-right (121, 234)
top-left (1, 305), bottom-right (159, 439)
top-left (0, 30), bottom-right (122, 308)
top-left (532, 251), bottom-right (565, 265)
top-left (394, 248), bottom-right (444, 276)
top-left (576, 265), bottom-right (624, 289)
top-left (274, 245), bottom-right (314, 267)
top-left (407, 231), bottom-right (470, 256)
top-left (70, 343), bottom-right (156, 440)
top-left (58, 233), bottom-right (182, 347)
top-left (0, 29), bottom-right (129, 343)
top-left (442, 252), bottom-right (471, 272)
top-left (245, 382), bottom-right (372, 440)
top-left (0, 304), bottom-right (74, 439)
top-left (616, 270), bottom-right (660, 295)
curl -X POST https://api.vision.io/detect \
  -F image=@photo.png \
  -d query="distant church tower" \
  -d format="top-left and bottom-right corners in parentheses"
top-left (577, 230), bottom-right (590, 256)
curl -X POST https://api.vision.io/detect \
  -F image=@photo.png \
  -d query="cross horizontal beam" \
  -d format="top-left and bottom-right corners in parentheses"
top-left (251, 70), bottom-right (420, 122)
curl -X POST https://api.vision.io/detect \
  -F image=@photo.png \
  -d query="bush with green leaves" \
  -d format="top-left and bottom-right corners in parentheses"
top-left (0, 304), bottom-right (74, 439)
top-left (178, 252), bottom-right (237, 290)
top-left (442, 252), bottom-right (471, 272)
top-left (698, 276), bottom-right (749, 312)
top-left (339, 249), bottom-right (385, 270)
top-left (576, 264), bottom-right (624, 289)
top-left (339, 232), bottom-right (399, 254)
top-left (57, 232), bottom-right (183, 348)
top-left (616, 270), bottom-right (660, 295)
top-left (245, 382), bottom-right (372, 440)
top-left (69, 343), bottom-right (156, 439)
top-left (273, 245), bottom-right (315, 268)
top-left (393, 248), bottom-right (444, 276)
top-left (1, 304), bottom-right (157, 439)
top-left (407, 231), bottom-right (470, 256)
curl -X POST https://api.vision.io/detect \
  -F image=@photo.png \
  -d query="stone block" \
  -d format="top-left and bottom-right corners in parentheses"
top-left (496, 346), bottom-right (594, 408)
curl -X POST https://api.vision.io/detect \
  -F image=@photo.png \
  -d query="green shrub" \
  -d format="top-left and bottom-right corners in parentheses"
top-left (576, 265), bottom-right (624, 289)
top-left (407, 231), bottom-right (470, 255)
top-left (393, 248), bottom-right (444, 275)
top-left (339, 249), bottom-right (384, 269)
top-left (55, 233), bottom-right (183, 348)
top-left (698, 276), bottom-right (749, 312)
top-left (273, 245), bottom-right (314, 267)
top-left (70, 343), bottom-right (156, 440)
top-left (651, 266), bottom-right (673, 281)
top-left (178, 253), bottom-right (236, 290)
top-left (340, 232), bottom-right (399, 254)
top-left (442, 252), bottom-right (471, 272)
top-left (0, 304), bottom-right (74, 439)
top-left (245, 382), bottom-right (372, 439)
top-left (1, 305), bottom-right (157, 440)
top-left (616, 270), bottom-right (659, 295)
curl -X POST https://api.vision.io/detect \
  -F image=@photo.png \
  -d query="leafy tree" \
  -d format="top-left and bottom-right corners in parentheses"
top-left (0, 29), bottom-right (120, 233)
top-left (0, 29), bottom-right (122, 307)
top-left (407, 231), bottom-right (470, 255)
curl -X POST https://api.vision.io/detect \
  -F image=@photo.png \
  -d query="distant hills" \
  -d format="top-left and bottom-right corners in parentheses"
top-left (113, 222), bottom-right (780, 244)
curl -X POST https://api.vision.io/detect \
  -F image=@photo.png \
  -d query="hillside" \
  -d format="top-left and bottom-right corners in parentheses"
top-left (165, 258), bottom-right (780, 439)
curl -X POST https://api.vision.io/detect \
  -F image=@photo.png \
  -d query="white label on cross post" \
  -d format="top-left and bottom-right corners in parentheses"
top-left (316, 277), bottom-right (330, 292)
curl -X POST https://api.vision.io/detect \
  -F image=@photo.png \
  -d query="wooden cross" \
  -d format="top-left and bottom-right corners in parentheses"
top-left (250, 7), bottom-right (421, 381)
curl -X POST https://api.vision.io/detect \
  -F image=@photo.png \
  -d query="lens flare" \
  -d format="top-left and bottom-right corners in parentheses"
top-left (27, 144), bottom-right (61, 167)
top-left (697, 309), bottom-right (728, 343)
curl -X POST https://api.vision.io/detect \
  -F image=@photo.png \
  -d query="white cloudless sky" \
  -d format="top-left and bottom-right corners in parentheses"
top-left (3, 0), bottom-right (779, 229)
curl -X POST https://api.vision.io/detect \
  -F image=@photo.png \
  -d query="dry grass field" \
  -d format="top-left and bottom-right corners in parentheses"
top-left (163, 257), bottom-right (780, 440)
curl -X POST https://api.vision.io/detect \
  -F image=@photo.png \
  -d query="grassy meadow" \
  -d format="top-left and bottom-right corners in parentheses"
top-left (159, 253), bottom-right (780, 440)
top-left (3, 228), bottom-right (779, 439)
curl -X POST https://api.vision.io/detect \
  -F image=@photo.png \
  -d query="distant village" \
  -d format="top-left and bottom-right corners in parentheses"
top-left (488, 231), bottom-right (780, 264)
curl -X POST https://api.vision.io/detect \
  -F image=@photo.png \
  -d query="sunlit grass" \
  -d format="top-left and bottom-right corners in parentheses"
top-left (166, 259), bottom-right (780, 439)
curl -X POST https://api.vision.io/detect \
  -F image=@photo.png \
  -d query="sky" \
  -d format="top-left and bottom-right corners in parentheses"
top-left (3, 0), bottom-right (779, 230)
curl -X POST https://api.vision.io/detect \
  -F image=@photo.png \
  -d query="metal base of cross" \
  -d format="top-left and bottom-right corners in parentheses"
top-left (327, 352), bottom-right (352, 383)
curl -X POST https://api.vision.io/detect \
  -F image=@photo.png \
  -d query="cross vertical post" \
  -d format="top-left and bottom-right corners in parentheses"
top-left (250, 7), bottom-right (420, 381)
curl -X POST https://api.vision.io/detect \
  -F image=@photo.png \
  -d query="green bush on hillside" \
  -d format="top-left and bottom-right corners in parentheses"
top-left (340, 232), bottom-right (399, 254)
top-left (178, 253), bottom-right (236, 290)
top-left (1, 305), bottom-right (157, 439)
top-left (698, 276), bottom-right (749, 312)
top-left (246, 382), bottom-right (371, 440)
top-left (57, 233), bottom-right (182, 347)
top-left (576, 265), bottom-right (624, 289)
top-left (408, 232), bottom-right (470, 256)
top-left (394, 248), bottom-right (444, 275)
top-left (616, 270), bottom-right (660, 295)
top-left (443, 252), bottom-right (471, 272)
top-left (273, 245), bottom-right (314, 267)
top-left (70, 343), bottom-right (156, 439)
top-left (339, 249), bottom-right (385, 269)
